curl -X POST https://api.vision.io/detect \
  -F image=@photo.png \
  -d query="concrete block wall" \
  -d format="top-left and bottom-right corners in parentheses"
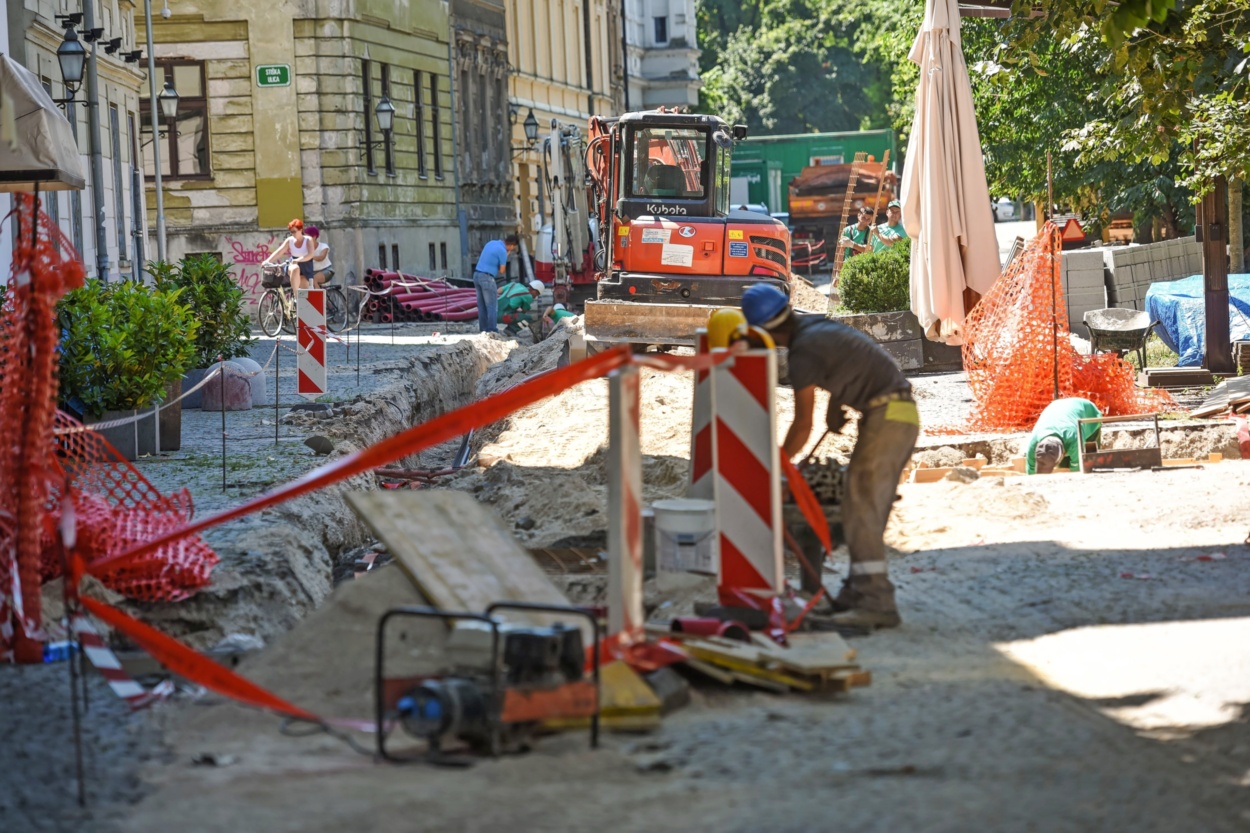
top-left (1101, 236), bottom-right (1202, 312)
top-left (1060, 249), bottom-right (1108, 339)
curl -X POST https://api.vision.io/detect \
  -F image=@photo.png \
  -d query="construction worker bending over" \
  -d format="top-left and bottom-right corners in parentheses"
top-left (498, 279), bottom-right (546, 336)
top-left (741, 284), bottom-right (919, 629)
top-left (1026, 397), bottom-right (1101, 474)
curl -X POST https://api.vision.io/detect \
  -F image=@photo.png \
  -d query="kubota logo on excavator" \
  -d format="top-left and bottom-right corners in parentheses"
top-left (646, 204), bottom-right (688, 215)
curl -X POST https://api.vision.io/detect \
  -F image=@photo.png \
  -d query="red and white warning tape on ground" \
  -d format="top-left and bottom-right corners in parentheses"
top-left (72, 614), bottom-right (173, 710)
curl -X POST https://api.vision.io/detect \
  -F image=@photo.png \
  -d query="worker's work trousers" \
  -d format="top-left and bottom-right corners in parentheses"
top-left (473, 271), bottom-right (498, 333)
top-left (842, 399), bottom-right (919, 612)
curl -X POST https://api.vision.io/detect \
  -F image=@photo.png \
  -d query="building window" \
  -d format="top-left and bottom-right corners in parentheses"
top-left (654, 16), bottom-right (668, 45)
top-left (65, 100), bottom-right (84, 254)
top-left (141, 61), bottom-right (210, 179)
top-left (128, 112), bottom-right (143, 266)
top-left (381, 64), bottom-right (394, 176)
top-left (363, 59), bottom-right (375, 175)
top-left (428, 242), bottom-right (436, 272)
top-left (415, 70), bottom-right (427, 177)
top-left (392, 244), bottom-right (400, 271)
top-left (440, 242), bottom-right (448, 271)
top-left (378, 244), bottom-right (387, 270)
top-left (110, 104), bottom-right (128, 262)
top-left (431, 75), bottom-right (442, 178)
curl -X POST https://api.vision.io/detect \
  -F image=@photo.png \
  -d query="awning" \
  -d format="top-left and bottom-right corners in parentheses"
top-left (0, 53), bottom-right (85, 192)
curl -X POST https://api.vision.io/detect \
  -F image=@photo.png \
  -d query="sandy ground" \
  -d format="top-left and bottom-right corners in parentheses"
top-left (7, 315), bottom-right (1250, 831)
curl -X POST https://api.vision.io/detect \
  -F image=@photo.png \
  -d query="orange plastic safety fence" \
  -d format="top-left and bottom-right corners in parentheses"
top-left (959, 222), bottom-right (1175, 433)
top-left (0, 194), bottom-right (84, 660)
top-left (0, 195), bottom-right (218, 662)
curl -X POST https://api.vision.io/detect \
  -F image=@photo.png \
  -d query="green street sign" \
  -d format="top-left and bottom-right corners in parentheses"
top-left (256, 64), bottom-right (291, 87)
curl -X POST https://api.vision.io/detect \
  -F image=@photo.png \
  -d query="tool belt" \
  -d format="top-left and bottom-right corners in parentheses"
top-left (864, 389), bottom-right (913, 411)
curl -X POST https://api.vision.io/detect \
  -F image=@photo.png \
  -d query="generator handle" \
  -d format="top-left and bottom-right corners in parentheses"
top-left (485, 601), bottom-right (601, 750)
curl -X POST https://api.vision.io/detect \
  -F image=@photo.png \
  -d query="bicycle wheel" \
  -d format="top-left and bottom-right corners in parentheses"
top-left (281, 291), bottom-right (297, 335)
top-left (258, 290), bottom-right (284, 337)
top-left (325, 288), bottom-right (348, 333)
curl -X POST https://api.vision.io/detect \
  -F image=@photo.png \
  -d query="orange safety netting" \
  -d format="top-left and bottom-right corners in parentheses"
top-left (960, 222), bottom-right (1175, 432)
top-left (0, 194), bottom-right (218, 662)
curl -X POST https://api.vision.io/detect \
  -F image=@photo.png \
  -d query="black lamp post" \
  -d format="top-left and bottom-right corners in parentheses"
top-left (523, 108), bottom-right (539, 144)
top-left (157, 80), bottom-right (179, 124)
top-left (55, 22), bottom-right (87, 102)
top-left (375, 95), bottom-right (396, 134)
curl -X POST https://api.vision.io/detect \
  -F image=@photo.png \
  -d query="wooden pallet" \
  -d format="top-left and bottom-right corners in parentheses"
top-left (659, 629), bottom-right (869, 693)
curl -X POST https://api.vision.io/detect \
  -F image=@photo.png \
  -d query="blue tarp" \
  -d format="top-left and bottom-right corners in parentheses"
top-left (1144, 273), bottom-right (1250, 367)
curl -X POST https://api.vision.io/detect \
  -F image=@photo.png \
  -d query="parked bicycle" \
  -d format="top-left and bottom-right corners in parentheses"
top-left (257, 259), bottom-right (349, 337)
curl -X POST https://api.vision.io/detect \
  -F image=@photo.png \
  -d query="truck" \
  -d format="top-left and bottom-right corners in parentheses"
top-left (536, 110), bottom-right (793, 355)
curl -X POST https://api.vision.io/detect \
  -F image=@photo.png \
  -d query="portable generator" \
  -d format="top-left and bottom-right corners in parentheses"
top-left (374, 601), bottom-right (600, 764)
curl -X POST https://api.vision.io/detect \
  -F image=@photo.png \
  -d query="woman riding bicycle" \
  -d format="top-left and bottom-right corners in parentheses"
top-left (262, 218), bottom-right (316, 289)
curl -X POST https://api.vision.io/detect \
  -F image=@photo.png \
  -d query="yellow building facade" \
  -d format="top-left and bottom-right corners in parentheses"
top-left (506, 0), bottom-right (623, 246)
top-left (141, 0), bottom-right (459, 310)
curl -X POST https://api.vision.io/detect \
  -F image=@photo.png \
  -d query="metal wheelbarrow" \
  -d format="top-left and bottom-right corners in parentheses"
top-left (1083, 308), bottom-right (1160, 369)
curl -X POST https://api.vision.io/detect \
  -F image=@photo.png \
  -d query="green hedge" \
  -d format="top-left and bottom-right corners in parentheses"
top-left (148, 255), bottom-right (253, 368)
top-left (838, 236), bottom-right (911, 314)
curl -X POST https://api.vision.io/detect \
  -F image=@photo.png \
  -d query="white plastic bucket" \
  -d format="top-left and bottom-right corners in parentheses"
top-left (652, 498), bottom-right (717, 576)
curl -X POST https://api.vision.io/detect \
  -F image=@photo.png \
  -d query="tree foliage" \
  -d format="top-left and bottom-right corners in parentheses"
top-left (697, 0), bottom-right (919, 138)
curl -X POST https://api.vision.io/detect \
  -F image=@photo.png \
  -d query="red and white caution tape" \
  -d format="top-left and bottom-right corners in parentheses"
top-left (72, 614), bottom-right (173, 710)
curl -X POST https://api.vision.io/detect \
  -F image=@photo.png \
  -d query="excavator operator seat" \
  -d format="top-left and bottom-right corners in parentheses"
top-left (643, 164), bottom-right (687, 197)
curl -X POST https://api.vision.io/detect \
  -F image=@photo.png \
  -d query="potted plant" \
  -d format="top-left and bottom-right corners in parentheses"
top-left (57, 278), bottom-right (199, 460)
top-left (150, 255), bottom-right (254, 417)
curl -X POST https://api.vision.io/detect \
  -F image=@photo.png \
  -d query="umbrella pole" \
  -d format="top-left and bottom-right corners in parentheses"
top-left (1048, 151), bottom-right (1059, 401)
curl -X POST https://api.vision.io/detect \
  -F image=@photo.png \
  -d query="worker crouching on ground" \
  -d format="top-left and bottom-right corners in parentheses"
top-left (1026, 397), bottom-right (1102, 474)
top-left (540, 302), bottom-right (577, 340)
top-left (741, 284), bottom-right (919, 629)
top-left (499, 279), bottom-right (546, 337)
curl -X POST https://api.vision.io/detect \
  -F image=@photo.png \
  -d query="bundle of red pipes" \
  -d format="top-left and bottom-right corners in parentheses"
top-left (361, 269), bottom-right (480, 323)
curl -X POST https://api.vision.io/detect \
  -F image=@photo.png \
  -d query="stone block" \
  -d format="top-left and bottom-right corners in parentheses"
top-left (200, 362), bottom-right (253, 412)
top-left (879, 338), bottom-right (923, 371)
top-left (836, 309), bottom-right (924, 343)
top-left (922, 338), bottom-right (963, 371)
top-left (1067, 289), bottom-right (1107, 309)
top-left (1065, 268), bottom-right (1105, 290)
top-left (1063, 250), bottom-right (1105, 271)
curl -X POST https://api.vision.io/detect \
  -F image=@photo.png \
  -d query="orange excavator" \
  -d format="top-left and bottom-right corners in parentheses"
top-left (547, 110), bottom-right (792, 353)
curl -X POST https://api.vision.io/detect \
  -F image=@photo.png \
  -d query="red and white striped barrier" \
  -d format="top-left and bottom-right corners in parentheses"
top-left (712, 349), bottom-right (784, 600)
top-left (72, 615), bottom-right (173, 709)
top-left (607, 367), bottom-right (644, 644)
top-left (688, 329), bottom-right (714, 501)
top-left (297, 288), bottom-right (327, 400)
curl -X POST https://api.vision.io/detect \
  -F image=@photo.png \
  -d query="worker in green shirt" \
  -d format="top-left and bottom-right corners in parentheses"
top-left (1026, 397), bottom-right (1102, 474)
top-left (539, 303), bottom-right (577, 340)
top-left (498, 279), bottom-right (545, 335)
top-left (872, 199), bottom-right (909, 253)
top-left (838, 205), bottom-right (875, 258)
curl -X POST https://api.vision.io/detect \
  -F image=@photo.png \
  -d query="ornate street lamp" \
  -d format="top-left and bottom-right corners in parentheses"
top-left (523, 108), bottom-right (539, 144)
top-left (157, 80), bottom-right (180, 123)
top-left (55, 22), bottom-right (87, 99)
top-left (374, 95), bottom-right (396, 134)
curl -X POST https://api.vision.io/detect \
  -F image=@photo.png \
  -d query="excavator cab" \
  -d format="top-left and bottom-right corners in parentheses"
top-left (592, 111), bottom-right (791, 308)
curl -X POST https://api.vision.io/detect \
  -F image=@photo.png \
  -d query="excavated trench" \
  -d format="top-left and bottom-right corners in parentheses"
top-left (115, 336), bottom-right (519, 649)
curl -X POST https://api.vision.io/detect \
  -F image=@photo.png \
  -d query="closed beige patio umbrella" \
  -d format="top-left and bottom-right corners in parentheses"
top-left (900, 0), bottom-right (1000, 346)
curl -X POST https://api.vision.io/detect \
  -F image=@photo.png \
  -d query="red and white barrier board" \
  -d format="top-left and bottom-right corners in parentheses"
top-left (297, 289), bottom-right (327, 400)
top-left (712, 349), bottom-right (784, 598)
top-left (688, 329), bottom-right (714, 501)
top-left (72, 615), bottom-right (173, 709)
top-left (607, 367), bottom-right (644, 643)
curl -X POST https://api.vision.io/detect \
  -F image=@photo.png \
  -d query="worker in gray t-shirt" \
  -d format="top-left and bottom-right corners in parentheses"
top-left (741, 284), bottom-right (919, 630)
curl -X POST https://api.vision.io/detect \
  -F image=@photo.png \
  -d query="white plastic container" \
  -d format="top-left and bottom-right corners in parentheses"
top-left (652, 498), bottom-right (717, 576)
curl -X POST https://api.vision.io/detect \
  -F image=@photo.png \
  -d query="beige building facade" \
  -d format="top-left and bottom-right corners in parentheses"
top-left (140, 0), bottom-right (460, 311)
top-left (506, 0), bottom-right (623, 248)
top-left (8, 0), bottom-right (149, 281)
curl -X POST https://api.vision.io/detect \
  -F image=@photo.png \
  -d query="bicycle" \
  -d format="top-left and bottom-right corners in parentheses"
top-left (257, 260), bottom-right (349, 337)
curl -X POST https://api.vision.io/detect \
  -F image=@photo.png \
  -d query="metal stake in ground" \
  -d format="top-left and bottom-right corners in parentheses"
top-left (221, 357), bottom-right (227, 492)
top-left (60, 536), bottom-right (86, 808)
top-left (275, 333), bottom-right (280, 445)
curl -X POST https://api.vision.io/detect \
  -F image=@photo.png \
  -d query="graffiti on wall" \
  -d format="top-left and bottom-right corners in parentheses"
top-left (225, 235), bottom-right (279, 308)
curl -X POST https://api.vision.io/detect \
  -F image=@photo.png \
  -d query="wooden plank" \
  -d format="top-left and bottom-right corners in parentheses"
top-left (583, 300), bottom-right (716, 345)
top-left (911, 467), bottom-right (951, 483)
top-left (768, 633), bottom-right (858, 672)
top-left (345, 491), bottom-right (585, 639)
top-left (683, 657), bottom-right (735, 684)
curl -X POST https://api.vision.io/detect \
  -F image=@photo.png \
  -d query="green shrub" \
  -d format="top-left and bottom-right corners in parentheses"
top-left (838, 236), bottom-right (912, 314)
top-left (149, 254), bottom-right (252, 368)
top-left (57, 278), bottom-right (199, 418)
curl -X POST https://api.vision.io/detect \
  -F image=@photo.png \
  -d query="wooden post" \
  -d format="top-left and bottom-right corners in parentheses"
top-left (1197, 174), bottom-right (1234, 373)
top-left (1230, 178), bottom-right (1244, 274)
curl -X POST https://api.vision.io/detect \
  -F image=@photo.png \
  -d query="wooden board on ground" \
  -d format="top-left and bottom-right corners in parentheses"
top-left (346, 490), bottom-right (587, 640)
top-left (582, 299), bottom-right (715, 345)
top-left (545, 660), bottom-right (661, 733)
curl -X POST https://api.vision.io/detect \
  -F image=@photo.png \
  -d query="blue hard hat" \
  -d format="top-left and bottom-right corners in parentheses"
top-left (741, 283), bottom-right (790, 327)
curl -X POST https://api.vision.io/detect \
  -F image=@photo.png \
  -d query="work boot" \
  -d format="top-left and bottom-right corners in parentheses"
top-left (828, 607), bottom-right (901, 629)
top-left (828, 578), bottom-right (859, 613)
